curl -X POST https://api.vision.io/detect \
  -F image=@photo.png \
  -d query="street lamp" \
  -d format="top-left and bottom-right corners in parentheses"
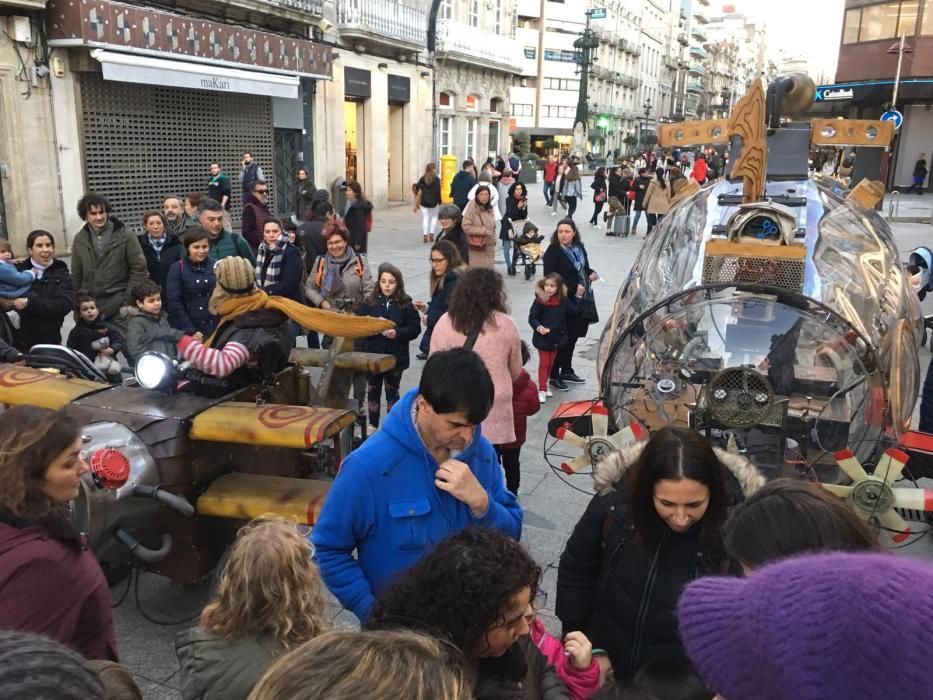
top-left (640, 98), bottom-right (653, 145)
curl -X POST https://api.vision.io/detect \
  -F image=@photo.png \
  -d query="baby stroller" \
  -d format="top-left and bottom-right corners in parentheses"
top-left (512, 221), bottom-right (545, 280)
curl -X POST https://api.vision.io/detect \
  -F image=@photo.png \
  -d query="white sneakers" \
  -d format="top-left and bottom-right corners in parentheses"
top-left (546, 387), bottom-right (553, 397)
top-left (538, 391), bottom-right (547, 404)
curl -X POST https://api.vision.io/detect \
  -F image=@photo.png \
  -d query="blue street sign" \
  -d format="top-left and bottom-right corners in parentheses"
top-left (590, 8), bottom-right (607, 19)
top-left (881, 109), bottom-right (903, 130)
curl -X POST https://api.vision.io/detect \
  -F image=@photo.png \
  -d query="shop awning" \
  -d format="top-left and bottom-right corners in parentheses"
top-left (91, 49), bottom-right (300, 100)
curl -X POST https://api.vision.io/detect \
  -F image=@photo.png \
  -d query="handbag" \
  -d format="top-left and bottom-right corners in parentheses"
top-left (595, 191), bottom-right (607, 203)
top-left (626, 190), bottom-right (636, 201)
top-left (580, 288), bottom-right (599, 324)
top-left (468, 232), bottom-right (487, 249)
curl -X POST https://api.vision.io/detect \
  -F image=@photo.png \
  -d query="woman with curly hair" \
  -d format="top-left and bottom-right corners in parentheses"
top-left (369, 527), bottom-right (570, 699)
top-left (429, 267), bottom-right (523, 453)
top-left (176, 518), bottom-right (330, 700)
top-left (0, 406), bottom-right (118, 661)
top-left (248, 629), bottom-right (472, 700)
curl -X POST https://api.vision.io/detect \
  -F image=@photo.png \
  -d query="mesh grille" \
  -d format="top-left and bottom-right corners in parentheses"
top-left (78, 73), bottom-right (275, 231)
top-left (707, 368), bottom-right (775, 428)
top-left (702, 252), bottom-right (805, 292)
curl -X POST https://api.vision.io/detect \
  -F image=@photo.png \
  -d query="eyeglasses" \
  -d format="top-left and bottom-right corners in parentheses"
top-left (255, 189), bottom-right (269, 194)
top-left (430, 257), bottom-right (446, 264)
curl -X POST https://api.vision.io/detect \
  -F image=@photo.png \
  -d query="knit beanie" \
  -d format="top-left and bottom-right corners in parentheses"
top-left (677, 552), bottom-right (933, 700)
top-left (0, 630), bottom-right (104, 699)
top-left (210, 256), bottom-right (256, 315)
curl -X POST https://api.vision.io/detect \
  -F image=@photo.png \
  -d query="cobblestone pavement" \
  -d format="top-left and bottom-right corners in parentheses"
top-left (105, 180), bottom-right (933, 698)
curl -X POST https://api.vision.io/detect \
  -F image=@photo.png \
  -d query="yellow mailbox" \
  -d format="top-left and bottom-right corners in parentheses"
top-left (440, 153), bottom-right (458, 204)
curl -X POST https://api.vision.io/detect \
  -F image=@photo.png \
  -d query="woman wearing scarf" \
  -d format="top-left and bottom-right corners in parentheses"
top-left (304, 220), bottom-right (374, 312)
top-left (137, 211), bottom-right (181, 289)
top-left (9, 230), bottom-right (75, 352)
top-left (542, 218), bottom-right (598, 392)
top-left (255, 218), bottom-right (303, 302)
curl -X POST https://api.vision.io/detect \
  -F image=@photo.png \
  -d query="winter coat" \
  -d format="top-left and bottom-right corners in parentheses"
top-left (305, 252), bottom-right (374, 308)
top-left (590, 174), bottom-right (607, 202)
top-left (70, 217), bottom-right (149, 320)
top-left (297, 216), bottom-right (328, 270)
top-left (643, 179), bottom-right (672, 215)
top-left (165, 256), bottom-right (218, 336)
top-left (529, 618), bottom-right (600, 700)
top-left (66, 316), bottom-right (126, 362)
top-left (356, 293), bottom-right (422, 371)
top-left (497, 176), bottom-right (517, 218)
top-left (415, 176), bottom-right (442, 208)
top-left (632, 176), bottom-right (652, 211)
top-left (430, 310), bottom-right (522, 445)
top-left (241, 193), bottom-right (272, 252)
top-left (311, 387), bottom-right (522, 620)
top-left (436, 224), bottom-right (469, 263)
top-left (563, 177), bottom-right (583, 199)
top-left (204, 309), bottom-right (293, 389)
top-left (462, 200), bottom-right (497, 268)
top-left (691, 157), bottom-right (708, 183)
top-left (124, 307), bottom-right (185, 361)
top-left (207, 172), bottom-right (233, 209)
top-left (208, 230), bottom-right (256, 265)
top-left (501, 368), bottom-right (540, 451)
top-left (914, 158), bottom-right (929, 179)
top-left (450, 170), bottom-right (477, 209)
top-left (542, 244), bottom-right (594, 339)
top-left (529, 287), bottom-right (576, 351)
top-left (239, 163), bottom-right (263, 195)
top-left (257, 243), bottom-right (304, 302)
top-left (425, 269), bottom-right (461, 334)
top-left (343, 199), bottom-right (374, 254)
top-left (0, 260), bottom-right (33, 298)
top-left (138, 233), bottom-right (183, 290)
top-left (467, 184), bottom-right (502, 222)
top-left (555, 442), bottom-right (765, 679)
top-left (0, 508), bottom-right (118, 661)
top-left (503, 184), bottom-right (529, 238)
top-left (175, 626), bottom-right (280, 700)
top-left (13, 258), bottom-right (75, 351)
top-left (474, 636), bottom-right (571, 700)
top-left (607, 173), bottom-right (626, 200)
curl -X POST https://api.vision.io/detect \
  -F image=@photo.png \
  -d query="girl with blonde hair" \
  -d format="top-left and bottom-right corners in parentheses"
top-left (176, 518), bottom-right (330, 700)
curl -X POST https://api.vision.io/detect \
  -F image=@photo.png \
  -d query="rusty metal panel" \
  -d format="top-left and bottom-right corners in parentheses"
top-left (77, 72), bottom-right (275, 229)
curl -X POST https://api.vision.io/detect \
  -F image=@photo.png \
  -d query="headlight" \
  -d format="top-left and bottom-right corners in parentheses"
top-left (134, 352), bottom-right (176, 391)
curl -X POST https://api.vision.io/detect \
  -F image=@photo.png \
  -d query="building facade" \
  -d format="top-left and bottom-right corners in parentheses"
top-left (820, 0), bottom-right (933, 191)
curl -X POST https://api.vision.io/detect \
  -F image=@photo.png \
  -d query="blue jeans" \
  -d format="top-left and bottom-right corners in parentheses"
top-left (543, 180), bottom-right (555, 206)
top-left (632, 209), bottom-right (643, 232)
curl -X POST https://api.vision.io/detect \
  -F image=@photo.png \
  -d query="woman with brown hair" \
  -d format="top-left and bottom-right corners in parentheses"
top-left (462, 185), bottom-right (497, 268)
top-left (342, 181), bottom-right (374, 254)
top-left (0, 406), bottom-right (118, 661)
top-left (176, 518), bottom-right (330, 700)
top-left (414, 162), bottom-right (442, 243)
top-left (415, 240), bottom-right (465, 359)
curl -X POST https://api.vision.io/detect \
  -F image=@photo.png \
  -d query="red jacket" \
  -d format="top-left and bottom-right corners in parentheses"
top-left (503, 369), bottom-right (540, 449)
top-left (0, 510), bottom-right (118, 661)
top-left (691, 158), bottom-right (708, 183)
top-left (543, 161), bottom-right (559, 183)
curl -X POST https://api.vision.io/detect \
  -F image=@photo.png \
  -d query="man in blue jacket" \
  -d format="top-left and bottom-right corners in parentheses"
top-left (312, 348), bottom-right (523, 620)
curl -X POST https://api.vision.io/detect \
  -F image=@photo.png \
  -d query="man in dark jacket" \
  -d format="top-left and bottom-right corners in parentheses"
top-left (239, 152), bottom-right (265, 195)
top-left (163, 196), bottom-right (194, 238)
top-left (912, 153), bottom-right (928, 195)
top-left (70, 193), bottom-right (149, 323)
top-left (298, 199), bottom-right (333, 271)
top-left (241, 180), bottom-right (272, 253)
top-left (199, 199), bottom-right (256, 265)
top-left (450, 160), bottom-right (477, 212)
top-left (207, 163), bottom-right (232, 214)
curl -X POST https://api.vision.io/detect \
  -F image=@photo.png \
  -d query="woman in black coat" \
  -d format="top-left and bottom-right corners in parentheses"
top-left (342, 181), bottom-right (374, 254)
top-left (541, 218), bottom-right (596, 391)
top-left (436, 204), bottom-right (469, 263)
top-left (631, 168), bottom-right (652, 235)
top-left (255, 219), bottom-right (304, 303)
top-left (356, 263), bottom-right (422, 428)
top-left (588, 167), bottom-right (607, 226)
top-left (165, 228), bottom-right (218, 338)
top-left (502, 181), bottom-right (529, 275)
top-left (415, 240), bottom-right (464, 358)
top-left (138, 211), bottom-right (182, 290)
top-left (11, 230), bottom-right (75, 352)
top-left (556, 427), bottom-right (763, 682)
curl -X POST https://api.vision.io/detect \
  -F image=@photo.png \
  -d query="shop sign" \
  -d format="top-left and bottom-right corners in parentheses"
top-left (344, 67), bottom-right (372, 99)
top-left (387, 75), bottom-right (410, 104)
top-left (816, 87), bottom-right (855, 102)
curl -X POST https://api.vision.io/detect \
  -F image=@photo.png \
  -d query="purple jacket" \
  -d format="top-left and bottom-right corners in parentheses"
top-left (241, 193), bottom-right (271, 253)
top-left (0, 509), bottom-right (118, 661)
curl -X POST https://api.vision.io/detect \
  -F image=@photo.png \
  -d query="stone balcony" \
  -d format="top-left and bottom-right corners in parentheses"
top-left (336, 0), bottom-right (426, 51)
top-left (435, 19), bottom-right (523, 73)
top-left (167, 0), bottom-right (324, 25)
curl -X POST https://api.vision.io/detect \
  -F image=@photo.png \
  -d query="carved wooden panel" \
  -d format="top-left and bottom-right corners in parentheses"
top-left (810, 119), bottom-right (894, 148)
top-left (657, 119), bottom-right (730, 147)
top-left (728, 82), bottom-right (767, 204)
top-left (847, 178), bottom-right (886, 209)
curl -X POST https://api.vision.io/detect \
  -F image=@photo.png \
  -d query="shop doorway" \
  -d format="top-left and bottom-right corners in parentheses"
top-left (488, 119), bottom-right (501, 160)
top-left (344, 99), bottom-right (361, 184)
top-left (388, 103), bottom-right (405, 201)
top-left (274, 129), bottom-right (302, 217)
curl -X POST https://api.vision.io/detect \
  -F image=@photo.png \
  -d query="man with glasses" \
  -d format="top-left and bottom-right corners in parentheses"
top-left (312, 348), bottom-right (523, 621)
top-left (241, 180), bottom-right (272, 254)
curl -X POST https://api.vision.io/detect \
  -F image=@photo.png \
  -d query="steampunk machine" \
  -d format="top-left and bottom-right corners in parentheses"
top-left (546, 74), bottom-right (933, 544)
top-left (0, 330), bottom-right (394, 585)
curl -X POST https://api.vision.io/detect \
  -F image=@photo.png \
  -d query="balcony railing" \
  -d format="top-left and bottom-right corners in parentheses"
top-left (436, 19), bottom-right (524, 72)
top-left (692, 26), bottom-right (707, 42)
top-left (693, 10), bottom-right (709, 24)
top-left (688, 63), bottom-right (706, 76)
top-left (268, 0), bottom-right (324, 14)
top-left (687, 80), bottom-right (703, 93)
top-left (690, 45), bottom-right (707, 59)
top-left (336, 0), bottom-right (426, 48)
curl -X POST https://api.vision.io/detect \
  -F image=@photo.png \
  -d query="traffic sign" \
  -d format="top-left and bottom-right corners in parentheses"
top-left (881, 109), bottom-right (903, 130)
top-left (590, 8), bottom-right (607, 19)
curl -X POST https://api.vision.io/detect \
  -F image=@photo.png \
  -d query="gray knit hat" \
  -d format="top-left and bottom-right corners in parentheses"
top-left (0, 630), bottom-right (104, 698)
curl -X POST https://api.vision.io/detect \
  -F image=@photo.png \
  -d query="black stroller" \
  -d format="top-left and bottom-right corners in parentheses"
top-left (511, 221), bottom-right (545, 280)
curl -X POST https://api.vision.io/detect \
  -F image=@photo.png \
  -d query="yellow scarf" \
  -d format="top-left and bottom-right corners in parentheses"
top-left (206, 289), bottom-right (392, 347)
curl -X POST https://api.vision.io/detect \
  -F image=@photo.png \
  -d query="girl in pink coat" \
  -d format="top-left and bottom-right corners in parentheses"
top-left (529, 614), bottom-right (601, 699)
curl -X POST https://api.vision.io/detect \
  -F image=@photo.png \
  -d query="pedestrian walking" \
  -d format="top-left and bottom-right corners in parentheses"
top-left (912, 153), bottom-right (928, 194)
top-left (563, 162), bottom-right (583, 218)
top-left (294, 167), bottom-right (315, 219)
top-left (207, 162), bottom-right (233, 230)
top-left (414, 240), bottom-right (465, 359)
top-left (138, 210), bottom-right (182, 290)
top-left (255, 218), bottom-right (303, 303)
top-left (241, 180), bottom-right (272, 253)
top-left (543, 154), bottom-right (558, 206)
top-left (356, 264), bottom-right (421, 430)
top-left (450, 160), bottom-right (477, 212)
top-left (498, 341), bottom-right (540, 494)
top-left (588, 166), bottom-right (607, 227)
top-left (529, 273), bottom-right (575, 402)
top-left (462, 184), bottom-right (497, 268)
top-left (496, 167), bottom-right (516, 219)
top-left (238, 152), bottom-right (265, 196)
top-left (199, 199), bottom-right (256, 264)
top-left (604, 165), bottom-right (627, 233)
top-left (341, 181), bottom-right (373, 255)
top-left (551, 160), bottom-right (568, 217)
top-left (631, 167), bottom-right (651, 234)
top-left (435, 204), bottom-right (469, 264)
top-left (643, 167), bottom-right (671, 236)
top-left (503, 181), bottom-right (529, 275)
top-left (691, 153), bottom-right (708, 185)
top-left (413, 163), bottom-right (442, 243)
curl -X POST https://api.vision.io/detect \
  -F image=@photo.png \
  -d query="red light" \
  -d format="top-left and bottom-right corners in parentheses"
top-left (90, 448), bottom-right (130, 490)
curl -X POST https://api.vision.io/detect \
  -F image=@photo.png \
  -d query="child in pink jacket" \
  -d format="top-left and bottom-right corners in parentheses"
top-left (529, 615), bottom-right (601, 699)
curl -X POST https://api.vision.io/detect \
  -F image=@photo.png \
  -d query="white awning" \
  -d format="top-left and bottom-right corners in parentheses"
top-left (91, 49), bottom-right (299, 100)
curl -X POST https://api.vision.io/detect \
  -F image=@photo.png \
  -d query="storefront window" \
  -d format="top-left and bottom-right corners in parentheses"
top-left (488, 119), bottom-right (500, 157)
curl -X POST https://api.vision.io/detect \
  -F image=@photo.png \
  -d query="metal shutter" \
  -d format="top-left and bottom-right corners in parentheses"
top-left (77, 72), bottom-right (275, 231)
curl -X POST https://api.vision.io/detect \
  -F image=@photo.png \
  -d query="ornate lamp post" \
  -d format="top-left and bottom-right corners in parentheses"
top-left (639, 97), bottom-right (653, 145)
top-left (572, 10), bottom-right (600, 160)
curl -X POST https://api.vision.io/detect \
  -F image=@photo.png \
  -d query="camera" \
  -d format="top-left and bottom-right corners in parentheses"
top-left (332, 298), bottom-right (356, 313)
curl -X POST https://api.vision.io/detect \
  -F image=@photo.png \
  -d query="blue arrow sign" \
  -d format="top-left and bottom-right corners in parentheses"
top-left (881, 109), bottom-right (903, 130)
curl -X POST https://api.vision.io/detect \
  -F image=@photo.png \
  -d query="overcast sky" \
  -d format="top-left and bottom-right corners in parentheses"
top-left (718, 0), bottom-right (845, 81)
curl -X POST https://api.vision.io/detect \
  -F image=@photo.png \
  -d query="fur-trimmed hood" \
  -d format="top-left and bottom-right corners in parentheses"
top-left (592, 438), bottom-right (766, 499)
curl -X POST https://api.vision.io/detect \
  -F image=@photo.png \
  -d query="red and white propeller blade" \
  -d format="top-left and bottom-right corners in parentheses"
top-left (876, 509), bottom-right (911, 543)
top-left (609, 422), bottom-right (646, 449)
top-left (591, 404), bottom-right (609, 438)
top-left (873, 448), bottom-right (909, 485)
top-left (555, 426), bottom-right (588, 450)
top-left (561, 455), bottom-right (592, 475)
top-left (834, 449), bottom-right (870, 483)
top-left (893, 488), bottom-right (933, 512)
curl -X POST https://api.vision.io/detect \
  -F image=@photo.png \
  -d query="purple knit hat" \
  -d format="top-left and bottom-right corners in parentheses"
top-left (677, 552), bottom-right (933, 700)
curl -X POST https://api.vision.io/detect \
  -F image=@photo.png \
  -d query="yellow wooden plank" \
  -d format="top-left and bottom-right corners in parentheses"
top-left (196, 473), bottom-right (331, 525)
top-left (189, 402), bottom-right (356, 448)
top-left (658, 118), bottom-right (730, 147)
top-left (811, 119), bottom-right (894, 147)
top-left (706, 239), bottom-right (806, 260)
top-left (0, 364), bottom-right (103, 410)
top-left (290, 349), bottom-right (397, 373)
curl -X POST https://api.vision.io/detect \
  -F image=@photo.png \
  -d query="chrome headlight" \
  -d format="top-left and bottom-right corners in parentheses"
top-left (134, 352), bottom-right (176, 391)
